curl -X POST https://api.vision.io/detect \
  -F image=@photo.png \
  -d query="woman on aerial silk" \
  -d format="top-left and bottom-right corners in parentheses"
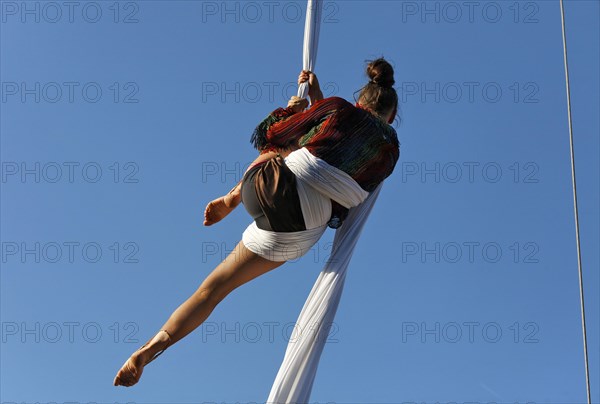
top-left (113, 57), bottom-right (400, 388)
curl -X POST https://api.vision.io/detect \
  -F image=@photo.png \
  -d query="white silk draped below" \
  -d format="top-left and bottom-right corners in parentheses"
top-left (261, 1), bottom-right (385, 401)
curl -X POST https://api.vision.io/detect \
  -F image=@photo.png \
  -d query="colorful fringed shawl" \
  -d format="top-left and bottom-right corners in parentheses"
top-left (250, 96), bottom-right (400, 227)
top-left (251, 96), bottom-right (400, 193)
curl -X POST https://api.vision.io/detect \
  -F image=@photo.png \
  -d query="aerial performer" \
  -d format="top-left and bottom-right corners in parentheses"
top-left (113, 58), bottom-right (401, 399)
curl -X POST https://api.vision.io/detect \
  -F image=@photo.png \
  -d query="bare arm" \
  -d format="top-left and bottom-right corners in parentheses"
top-left (224, 95), bottom-right (309, 207)
top-left (225, 144), bottom-right (299, 209)
top-left (203, 95), bottom-right (309, 226)
top-left (222, 151), bottom-right (278, 208)
top-left (203, 148), bottom-right (297, 226)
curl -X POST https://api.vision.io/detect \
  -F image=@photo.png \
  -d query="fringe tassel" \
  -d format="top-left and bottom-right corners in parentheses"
top-left (250, 107), bottom-right (296, 151)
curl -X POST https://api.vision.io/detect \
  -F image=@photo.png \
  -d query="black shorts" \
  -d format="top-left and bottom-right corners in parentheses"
top-left (240, 156), bottom-right (307, 233)
top-left (240, 162), bottom-right (273, 231)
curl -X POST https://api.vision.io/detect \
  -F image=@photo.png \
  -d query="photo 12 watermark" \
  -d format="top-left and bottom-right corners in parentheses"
top-left (200, 240), bottom-right (336, 265)
top-left (401, 321), bottom-right (540, 344)
top-left (1, 161), bottom-right (140, 184)
top-left (400, 161), bottom-right (540, 184)
top-left (1, 241), bottom-right (140, 264)
top-left (199, 320), bottom-right (340, 344)
top-left (398, 1), bottom-right (541, 24)
top-left (200, 1), bottom-right (340, 24)
top-left (1, 1), bottom-right (140, 24)
top-left (1, 321), bottom-right (140, 344)
top-left (1, 402), bottom-right (137, 404)
top-left (399, 241), bottom-right (540, 264)
top-left (399, 81), bottom-right (540, 104)
top-left (200, 81), bottom-right (339, 104)
top-left (1, 81), bottom-right (140, 104)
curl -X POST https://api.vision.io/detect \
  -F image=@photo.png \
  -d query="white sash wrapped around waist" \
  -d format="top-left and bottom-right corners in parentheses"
top-left (285, 147), bottom-right (369, 211)
top-left (242, 147), bottom-right (370, 261)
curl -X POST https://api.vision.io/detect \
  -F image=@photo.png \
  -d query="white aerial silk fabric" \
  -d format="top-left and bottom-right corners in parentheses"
top-left (297, 0), bottom-right (322, 100)
top-left (266, 182), bottom-right (382, 403)
top-left (250, 1), bottom-right (386, 401)
top-left (241, 147), bottom-right (369, 262)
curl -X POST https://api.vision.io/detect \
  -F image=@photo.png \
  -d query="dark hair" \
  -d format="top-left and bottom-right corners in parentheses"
top-left (355, 57), bottom-right (399, 123)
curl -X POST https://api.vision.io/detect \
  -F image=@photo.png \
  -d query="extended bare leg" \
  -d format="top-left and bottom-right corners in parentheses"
top-left (113, 241), bottom-right (285, 387)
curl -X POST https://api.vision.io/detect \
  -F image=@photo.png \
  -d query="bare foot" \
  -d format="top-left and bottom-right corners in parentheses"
top-left (204, 196), bottom-right (236, 226)
top-left (113, 349), bottom-right (149, 387)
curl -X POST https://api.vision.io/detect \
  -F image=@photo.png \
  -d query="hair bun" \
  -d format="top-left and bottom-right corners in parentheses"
top-left (367, 57), bottom-right (395, 88)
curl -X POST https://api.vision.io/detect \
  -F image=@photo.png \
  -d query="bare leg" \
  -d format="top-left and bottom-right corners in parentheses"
top-left (113, 241), bottom-right (285, 387)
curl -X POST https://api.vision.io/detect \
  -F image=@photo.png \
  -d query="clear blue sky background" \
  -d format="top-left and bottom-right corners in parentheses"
top-left (1, 1), bottom-right (598, 403)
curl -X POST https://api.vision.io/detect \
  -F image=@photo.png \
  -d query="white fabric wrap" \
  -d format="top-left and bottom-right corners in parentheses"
top-left (241, 148), bottom-right (369, 262)
top-left (240, 147), bottom-right (383, 402)
top-left (285, 147), bottom-right (370, 213)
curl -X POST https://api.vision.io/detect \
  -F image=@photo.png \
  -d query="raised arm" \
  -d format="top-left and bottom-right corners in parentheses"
top-left (250, 71), bottom-right (333, 152)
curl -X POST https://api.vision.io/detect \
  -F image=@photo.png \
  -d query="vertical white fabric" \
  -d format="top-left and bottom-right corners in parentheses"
top-left (297, 0), bottom-right (323, 100)
top-left (266, 1), bottom-right (386, 401)
top-left (266, 183), bottom-right (383, 403)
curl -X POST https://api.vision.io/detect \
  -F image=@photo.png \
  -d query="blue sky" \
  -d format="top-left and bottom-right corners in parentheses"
top-left (1, 1), bottom-right (598, 403)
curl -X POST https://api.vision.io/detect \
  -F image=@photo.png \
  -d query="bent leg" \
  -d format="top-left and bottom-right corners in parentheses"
top-left (113, 240), bottom-right (284, 387)
top-left (158, 240), bottom-right (284, 345)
